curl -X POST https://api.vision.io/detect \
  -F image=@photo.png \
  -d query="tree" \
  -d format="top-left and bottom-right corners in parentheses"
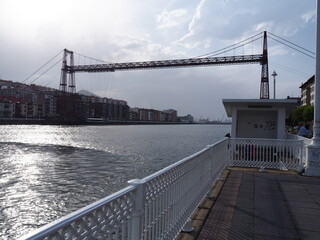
top-left (290, 106), bottom-right (305, 125)
top-left (289, 105), bottom-right (314, 126)
top-left (303, 105), bottom-right (314, 122)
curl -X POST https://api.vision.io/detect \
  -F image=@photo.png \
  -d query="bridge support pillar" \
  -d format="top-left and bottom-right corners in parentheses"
top-left (260, 31), bottom-right (269, 99)
top-left (59, 49), bottom-right (76, 93)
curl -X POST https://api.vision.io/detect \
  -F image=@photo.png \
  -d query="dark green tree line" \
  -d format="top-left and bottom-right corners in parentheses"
top-left (289, 105), bottom-right (314, 125)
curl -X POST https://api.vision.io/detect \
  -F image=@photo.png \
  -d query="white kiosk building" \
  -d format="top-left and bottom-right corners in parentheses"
top-left (223, 99), bottom-right (299, 139)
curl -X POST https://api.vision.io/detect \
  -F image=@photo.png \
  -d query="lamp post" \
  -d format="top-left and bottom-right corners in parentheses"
top-left (272, 70), bottom-right (277, 99)
top-left (305, 0), bottom-right (320, 176)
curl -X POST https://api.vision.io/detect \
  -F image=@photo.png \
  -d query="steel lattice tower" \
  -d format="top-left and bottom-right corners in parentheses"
top-left (59, 49), bottom-right (75, 93)
top-left (260, 31), bottom-right (269, 99)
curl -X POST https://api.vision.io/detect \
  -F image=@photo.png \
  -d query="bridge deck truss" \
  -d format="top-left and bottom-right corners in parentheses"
top-left (69, 54), bottom-right (264, 73)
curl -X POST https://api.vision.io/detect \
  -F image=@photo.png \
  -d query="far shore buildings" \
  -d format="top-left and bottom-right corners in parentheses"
top-left (1, 73), bottom-right (316, 124)
top-left (178, 114), bottom-right (194, 123)
top-left (129, 108), bottom-right (178, 122)
top-left (0, 79), bottom-right (182, 123)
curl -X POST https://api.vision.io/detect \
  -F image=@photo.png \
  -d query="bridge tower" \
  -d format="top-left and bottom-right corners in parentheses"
top-left (60, 49), bottom-right (76, 93)
top-left (260, 31), bottom-right (269, 99)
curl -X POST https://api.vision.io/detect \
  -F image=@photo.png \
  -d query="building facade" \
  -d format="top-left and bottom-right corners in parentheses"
top-left (0, 97), bottom-right (15, 118)
top-left (0, 79), bottom-right (178, 123)
top-left (178, 114), bottom-right (194, 123)
top-left (300, 75), bottom-right (315, 106)
top-left (129, 107), bottom-right (178, 122)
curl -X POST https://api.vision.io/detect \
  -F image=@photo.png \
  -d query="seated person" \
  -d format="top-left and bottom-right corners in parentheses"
top-left (298, 122), bottom-right (308, 137)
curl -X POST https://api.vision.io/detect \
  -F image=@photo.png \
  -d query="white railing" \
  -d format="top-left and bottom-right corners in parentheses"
top-left (19, 138), bottom-right (229, 240)
top-left (229, 138), bottom-right (304, 171)
top-left (285, 133), bottom-right (312, 166)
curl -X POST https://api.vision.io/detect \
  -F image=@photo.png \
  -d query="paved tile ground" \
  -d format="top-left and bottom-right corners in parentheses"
top-left (178, 168), bottom-right (320, 240)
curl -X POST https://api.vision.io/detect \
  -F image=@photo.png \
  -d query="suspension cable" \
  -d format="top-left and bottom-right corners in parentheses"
top-left (29, 58), bottom-right (63, 84)
top-left (196, 31), bottom-right (263, 58)
top-left (268, 32), bottom-right (315, 55)
top-left (74, 52), bottom-right (112, 64)
top-left (269, 60), bottom-right (311, 77)
top-left (206, 36), bottom-right (263, 57)
top-left (268, 36), bottom-right (315, 59)
top-left (22, 50), bottom-right (64, 83)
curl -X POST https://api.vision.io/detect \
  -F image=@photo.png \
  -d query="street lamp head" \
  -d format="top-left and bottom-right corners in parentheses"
top-left (272, 70), bottom-right (277, 99)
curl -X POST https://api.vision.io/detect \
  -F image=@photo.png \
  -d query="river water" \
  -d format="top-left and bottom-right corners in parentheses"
top-left (0, 124), bottom-right (230, 239)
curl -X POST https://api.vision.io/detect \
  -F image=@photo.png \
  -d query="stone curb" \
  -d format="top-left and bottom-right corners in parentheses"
top-left (175, 168), bottom-right (231, 240)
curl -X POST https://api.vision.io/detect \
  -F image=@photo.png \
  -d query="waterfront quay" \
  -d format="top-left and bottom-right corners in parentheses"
top-left (177, 167), bottom-right (320, 240)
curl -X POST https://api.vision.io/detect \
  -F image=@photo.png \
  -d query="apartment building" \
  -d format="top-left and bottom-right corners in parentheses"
top-left (163, 109), bottom-right (178, 122)
top-left (129, 107), bottom-right (178, 122)
top-left (300, 75), bottom-right (314, 106)
top-left (0, 79), bottom-right (178, 123)
top-left (178, 114), bottom-right (194, 123)
top-left (0, 79), bottom-right (57, 118)
top-left (0, 97), bottom-right (15, 118)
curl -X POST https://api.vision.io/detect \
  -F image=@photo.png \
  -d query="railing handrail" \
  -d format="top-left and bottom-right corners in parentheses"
top-left (17, 137), bottom-right (308, 240)
top-left (19, 137), bottom-right (306, 240)
top-left (19, 138), bottom-right (230, 240)
top-left (142, 138), bottom-right (227, 182)
top-left (231, 137), bottom-right (303, 142)
top-left (286, 133), bottom-right (313, 142)
top-left (229, 137), bottom-right (304, 171)
top-left (18, 185), bottom-right (136, 239)
top-left (285, 133), bottom-right (312, 166)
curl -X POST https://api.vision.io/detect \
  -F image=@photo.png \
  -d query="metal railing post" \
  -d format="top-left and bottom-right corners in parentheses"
top-left (300, 140), bottom-right (304, 167)
top-left (182, 218), bottom-right (194, 233)
top-left (206, 144), bottom-right (215, 198)
top-left (229, 138), bottom-right (234, 166)
top-left (128, 179), bottom-right (146, 240)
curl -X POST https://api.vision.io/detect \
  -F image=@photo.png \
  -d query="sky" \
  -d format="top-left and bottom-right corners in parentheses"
top-left (0, 0), bottom-right (317, 120)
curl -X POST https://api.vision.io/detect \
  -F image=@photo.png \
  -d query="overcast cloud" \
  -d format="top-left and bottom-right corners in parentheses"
top-left (0, 0), bottom-right (317, 120)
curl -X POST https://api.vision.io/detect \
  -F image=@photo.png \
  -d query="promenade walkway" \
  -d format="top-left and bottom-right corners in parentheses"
top-left (177, 168), bottom-right (320, 240)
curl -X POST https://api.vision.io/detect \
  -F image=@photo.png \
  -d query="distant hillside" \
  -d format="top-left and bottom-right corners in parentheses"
top-left (78, 89), bottom-right (99, 97)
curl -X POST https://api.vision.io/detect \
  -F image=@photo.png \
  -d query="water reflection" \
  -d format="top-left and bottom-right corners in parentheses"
top-left (0, 124), bottom-right (230, 239)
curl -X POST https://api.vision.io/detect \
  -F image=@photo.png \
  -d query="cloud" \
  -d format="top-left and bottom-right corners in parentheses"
top-left (156, 8), bottom-right (188, 29)
top-left (268, 45), bottom-right (289, 57)
top-left (175, 0), bottom-right (206, 48)
top-left (174, 0), bottom-right (316, 52)
top-left (302, 10), bottom-right (316, 23)
top-left (103, 34), bottom-right (187, 62)
top-left (255, 22), bottom-right (274, 32)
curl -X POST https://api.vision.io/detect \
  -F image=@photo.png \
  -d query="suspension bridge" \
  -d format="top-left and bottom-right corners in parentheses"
top-left (24, 31), bottom-right (315, 100)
